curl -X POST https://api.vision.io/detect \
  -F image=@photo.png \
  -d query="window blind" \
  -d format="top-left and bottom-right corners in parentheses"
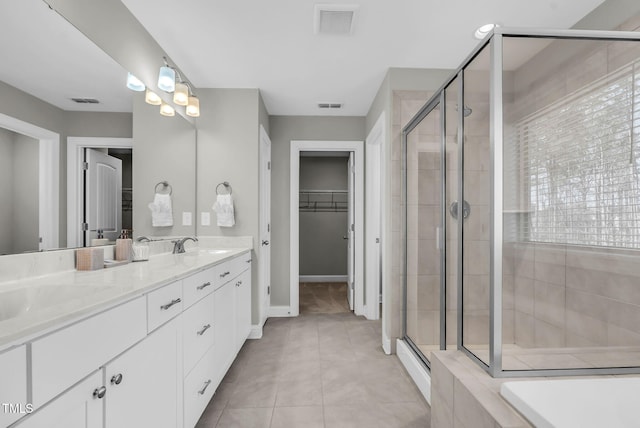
top-left (507, 63), bottom-right (640, 249)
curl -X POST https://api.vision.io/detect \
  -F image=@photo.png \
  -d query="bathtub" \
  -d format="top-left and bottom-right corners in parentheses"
top-left (501, 377), bottom-right (640, 428)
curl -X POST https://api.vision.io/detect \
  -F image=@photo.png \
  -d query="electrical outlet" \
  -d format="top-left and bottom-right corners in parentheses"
top-left (201, 212), bottom-right (211, 226)
top-left (182, 212), bottom-right (192, 226)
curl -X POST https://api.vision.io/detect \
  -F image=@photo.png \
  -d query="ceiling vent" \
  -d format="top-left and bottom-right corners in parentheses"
top-left (318, 103), bottom-right (343, 109)
top-left (71, 98), bottom-right (100, 104)
top-left (314, 4), bottom-right (359, 35)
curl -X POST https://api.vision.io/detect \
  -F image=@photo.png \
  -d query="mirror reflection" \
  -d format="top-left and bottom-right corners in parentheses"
top-left (0, 0), bottom-right (196, 255)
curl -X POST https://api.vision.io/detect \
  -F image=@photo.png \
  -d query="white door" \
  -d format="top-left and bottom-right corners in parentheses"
top-left (84, 149), bottom-right (122, 245)
top-left (259, 126), bottom-right (271, 324)
top-left (347, 152), bottom-right (355, 311)
top-left (365, 120), bottom-right (383, 320)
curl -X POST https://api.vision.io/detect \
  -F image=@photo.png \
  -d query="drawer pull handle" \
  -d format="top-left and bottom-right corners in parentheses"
top-left (197, 324), bottom-right (211, 336)
top-left (110, 373), bottom-right (123, 385)
top-left (197, 281), bottom-right (212, 290)
top-left (198, 379), bottom-right (212, 395)
top-left (93, 386), bottom-right (106, 399)
top-left (220, 271), bottom-right (231, 278)
top-left (160, 298), bottom-right (182, 310)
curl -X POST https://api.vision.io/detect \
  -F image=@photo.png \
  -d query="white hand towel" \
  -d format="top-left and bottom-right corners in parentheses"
top-left (148, 193), bottom-right (174, 227)
top-left (213, 194), bottom-right (235, 227)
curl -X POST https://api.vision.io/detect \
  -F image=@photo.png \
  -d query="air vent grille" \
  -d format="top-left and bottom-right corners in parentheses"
top-left (71, 98), bottom-right (100, 104)
top-left (314, 4), bottom-right (358, 35)
top-left (318, 103), bottom-right (343, 109)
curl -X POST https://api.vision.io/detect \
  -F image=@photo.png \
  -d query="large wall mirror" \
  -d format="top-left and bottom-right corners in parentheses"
top-left (0, 0), bottom-right (196, 256)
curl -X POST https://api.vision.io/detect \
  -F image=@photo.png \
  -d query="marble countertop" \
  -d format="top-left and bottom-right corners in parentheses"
top-left (0, 247), bottom-right (250, 352)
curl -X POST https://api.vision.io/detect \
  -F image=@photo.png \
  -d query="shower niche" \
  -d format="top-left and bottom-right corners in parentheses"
top-left (402, 27), bottom-right (640, 377)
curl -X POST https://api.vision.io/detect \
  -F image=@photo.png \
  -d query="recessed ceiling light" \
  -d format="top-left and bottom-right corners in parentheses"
top-left (474, 23), bottom-right (497, 40)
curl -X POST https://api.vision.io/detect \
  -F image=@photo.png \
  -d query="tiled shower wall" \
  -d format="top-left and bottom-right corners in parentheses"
top-left (505, 15), bottom-right (640, 352)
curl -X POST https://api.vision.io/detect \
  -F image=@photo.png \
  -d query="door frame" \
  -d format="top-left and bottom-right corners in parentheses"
top-left (290, 140), bottom-right (365, 317)
top-left (0, 113), bottom-right (60, 251)
top-left (365, 113), bottom-right (385, 321)
top-left (257, 124), bottom-right (271, 335)
top-left (67, 137), bottom-right (133, 248)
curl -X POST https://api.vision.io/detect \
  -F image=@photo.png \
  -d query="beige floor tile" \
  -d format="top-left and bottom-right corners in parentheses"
top-left (215, 408), bottom-right (273, 428)
top-left (323, 404), bottom-right (382, 428)
top-left (227, 381), bottom-right (278, 409)
top-left (270, 406), bottom-right (324, 428)
top-left (376, 402), bottom-right (431, 428)
top-left (275, 379), bottom-right (323, 407)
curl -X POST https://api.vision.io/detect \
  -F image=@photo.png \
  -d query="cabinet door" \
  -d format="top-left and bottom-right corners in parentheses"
top-left (0, 345), bottom-right (27, 427)
top-left (235, 269), bottom-right (252, 352)
top-left (15, 371), bottom-right (103, 428)
top-left (213, 281), bottom-right (236, 384)
top-left (104, 317), bottom-right (180, 428)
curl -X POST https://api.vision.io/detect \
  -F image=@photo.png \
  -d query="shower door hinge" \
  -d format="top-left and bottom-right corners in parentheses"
top-left (82, 161), bottom-right (89, 171)
top-left (81, 223), bottom-right (89, 231)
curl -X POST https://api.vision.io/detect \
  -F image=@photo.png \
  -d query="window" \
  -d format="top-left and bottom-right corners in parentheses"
top-left (511, 63), bottom-right (640, 249)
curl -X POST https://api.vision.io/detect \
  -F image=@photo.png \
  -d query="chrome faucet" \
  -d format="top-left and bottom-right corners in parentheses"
top-left (172, 237), bottom-right (198, 254)
top-left (136, 236), bottom-right (151, 242)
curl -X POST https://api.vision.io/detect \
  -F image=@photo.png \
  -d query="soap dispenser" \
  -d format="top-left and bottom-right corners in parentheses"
top-left (90, 229), bottom-right (109, 247)
top-left (115, 229), bottom-right (133, 262)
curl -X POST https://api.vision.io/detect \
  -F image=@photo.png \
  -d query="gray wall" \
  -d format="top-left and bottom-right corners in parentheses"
top-left (195, 88), bottom-right (265, 324)
top-left (0, 128), bottom-right (14, 254)
top-left (299, 157), bottom-right (348, 276)
top-left (269, 116), bottom-right (366, 306)
top-left (132, 93), bottom-right (196, 238)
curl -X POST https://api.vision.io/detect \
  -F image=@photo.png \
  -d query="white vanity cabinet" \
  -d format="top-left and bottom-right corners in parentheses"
top-left (14, 371), bottom-right (103, 428)
top-left (104, 317), bottom-right (181, 428)
top-left (235, 268), bottom-right (252, 352)
top-left (0, 345), bottom-right (27, 427)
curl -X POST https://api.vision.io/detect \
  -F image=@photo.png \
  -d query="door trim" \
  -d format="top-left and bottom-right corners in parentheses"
top-left (258, 125), bottom-right (271, 329)
top-left (0, 113), bottom-right (60, 251)
top-left (289, 140), bottom-right (365, 317)
top-left (67, 137), bottom-right (133, 248)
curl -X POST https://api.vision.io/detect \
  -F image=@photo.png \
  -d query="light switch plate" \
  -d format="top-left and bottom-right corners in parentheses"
top-left (182, 212), bottom-right (192, 226)
top-left (201, 212), bottom-right (211, 226)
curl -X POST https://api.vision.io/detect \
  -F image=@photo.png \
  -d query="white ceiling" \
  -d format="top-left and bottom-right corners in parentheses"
top-left (121, 0), bottom-right (606, 116)
top-left (0, 0), bottom-right (132, 112)
top-left (0, 0), bottom-right (609, 115)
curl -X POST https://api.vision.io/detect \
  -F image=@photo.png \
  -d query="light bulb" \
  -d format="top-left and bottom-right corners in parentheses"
top-left (160, 101), bottom-right (175, 117)
top-left (145, 89), bottom-right (162, 106)
top-left (157, 66), bottom-right (176, 92)
top-left (173, 82), bottom-right (189, 106)
top-left (186, 96), bottom-right (200, 117)
top-left (126, 73), bottom-right (145, 91)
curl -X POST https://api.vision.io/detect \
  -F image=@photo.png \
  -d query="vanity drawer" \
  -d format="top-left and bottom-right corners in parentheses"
top-left (184, 346), bottom-right (217, 428)
top-left (182, 292), bottom-right (215, 376)
top-left (31, 297), bottom-right (146, 408)
top-left (182, 267), bottom-right (216, 309)
top-left (0, 345), bottom-right (27, 427)
top-left (213, 252), bottom-right (251, 290)
top-left (147, 281), bottom-right (183, 332)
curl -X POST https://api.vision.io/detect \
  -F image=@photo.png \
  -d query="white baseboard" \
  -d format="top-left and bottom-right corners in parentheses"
top-left (248, 324), bottom-right (263, 339)
top-left (268, 305), bottom-right (296, 317)
top-left (397, 339), bottom-right (431, 404)
top-left (382, 332), bottom-right (392, 355)
top-left (299, 275), bottom-right (348, 283)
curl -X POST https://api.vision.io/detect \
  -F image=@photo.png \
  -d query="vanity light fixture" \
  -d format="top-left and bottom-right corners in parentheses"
top-left (186, 95), bottom-right (200, 117)
top-left (126, 73), bottom-right (146, 91)
top-left (173, 82), bottom-right (189, 106)
top-left (474, 23), bottom-right (497, 40)
top-left (160, 101), bottom-right (175, 117)
top-left (145, 89), bottom-right (162, 106)
top-left (157, 56), bottom-right (176, 92)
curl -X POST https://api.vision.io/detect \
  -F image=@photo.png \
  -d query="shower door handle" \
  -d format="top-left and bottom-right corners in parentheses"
top-left (450, 200), bottom-right (471, 220)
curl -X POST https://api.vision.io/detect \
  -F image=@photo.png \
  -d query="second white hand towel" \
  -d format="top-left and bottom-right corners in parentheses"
top-left (148, 193), bottom-right (174, 227)
top-left (213, 194), bottom-right (235, 227)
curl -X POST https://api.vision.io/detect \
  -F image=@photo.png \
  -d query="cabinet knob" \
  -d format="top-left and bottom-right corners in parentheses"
top-left (110, 373), bottom-right (123, 385)
top-left (93, 386), bottom-right (107, 399)
top-left (198, 379), bottom-right (212, 395)
top-left (160, 298), bottom-right (181, 310)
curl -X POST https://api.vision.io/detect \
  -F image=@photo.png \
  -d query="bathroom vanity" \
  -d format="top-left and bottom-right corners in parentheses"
top-left (0, 247), bottom-right (252, 428)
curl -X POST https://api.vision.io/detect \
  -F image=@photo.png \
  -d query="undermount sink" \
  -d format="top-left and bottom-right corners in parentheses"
top-left (0, 285), bottom-right (112, 322)
top-left (183, 249), bottom-right (233, 256)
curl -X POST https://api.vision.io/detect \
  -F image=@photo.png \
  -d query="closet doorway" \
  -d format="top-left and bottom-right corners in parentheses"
top-left (290, 141), bottom-right (364, 317)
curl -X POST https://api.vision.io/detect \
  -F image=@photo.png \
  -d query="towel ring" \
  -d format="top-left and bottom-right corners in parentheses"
top-left (216, 181), bottom-right (232, 195)
top-left (154, 181), bottom-right (172, 195)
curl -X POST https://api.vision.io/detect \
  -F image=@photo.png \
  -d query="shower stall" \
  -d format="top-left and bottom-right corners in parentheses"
top-left (402, 27), bottom-right (640, 376)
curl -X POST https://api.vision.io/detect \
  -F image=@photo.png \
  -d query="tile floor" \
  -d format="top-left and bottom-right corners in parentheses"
top-left (195, 313), bottom-right (430, 427)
